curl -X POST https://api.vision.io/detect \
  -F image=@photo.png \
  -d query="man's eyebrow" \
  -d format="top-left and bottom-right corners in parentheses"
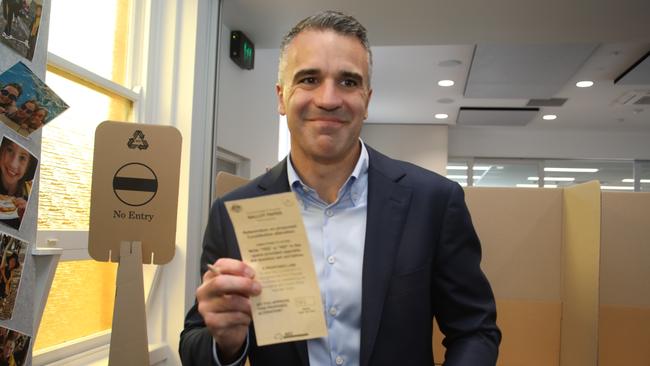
top-left (340, 71), bottom-right (364, 85)
top-left (292, 69), bottom-right (320, 83)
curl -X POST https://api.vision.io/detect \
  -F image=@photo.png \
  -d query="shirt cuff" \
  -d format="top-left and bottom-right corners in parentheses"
top-left (212, 333), bottom-right (249, 366)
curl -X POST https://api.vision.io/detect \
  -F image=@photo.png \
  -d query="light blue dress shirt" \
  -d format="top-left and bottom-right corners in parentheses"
top-left (287, 142), bottom-right (369, 366)
top-left (213, 142), bottom-right (369, 366)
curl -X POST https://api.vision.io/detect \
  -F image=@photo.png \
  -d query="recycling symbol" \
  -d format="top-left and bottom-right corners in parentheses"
top-left (127, 130), bottom-right (149, 150)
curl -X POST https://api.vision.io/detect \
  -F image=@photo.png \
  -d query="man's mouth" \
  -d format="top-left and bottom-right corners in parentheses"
top-left (307, 116), bottom-right (346, 124)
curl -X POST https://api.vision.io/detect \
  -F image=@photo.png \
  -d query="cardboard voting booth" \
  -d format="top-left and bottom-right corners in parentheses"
top-left (433, 182), bottom-right (650, 366)
top-left (89, 121), bottom-right (181, 366)
top-left (599, 192), bottom-right (650, 366)
top-left (218, 173), bottom-right (650, 365)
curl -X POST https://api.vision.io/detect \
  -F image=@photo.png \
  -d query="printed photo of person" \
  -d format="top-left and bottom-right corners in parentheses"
top-left (0, 136), bottom-right (37, 231)
top-left (0, 232), bottom-right (27, 320)
top-left (0, 83), bottom-right (20, 115)
top-left (0, 62), bottom-right (68, 137)
top-left (0, 326), bottom-right (30, 366)
top-left (1, 0), bottom-right (42, 61)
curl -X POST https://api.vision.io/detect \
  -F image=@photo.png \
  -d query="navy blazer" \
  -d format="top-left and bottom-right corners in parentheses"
top-left (180, 147), bottom-right (500, 365)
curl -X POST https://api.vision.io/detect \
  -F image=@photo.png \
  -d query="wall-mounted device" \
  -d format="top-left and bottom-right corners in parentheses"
top-left (230, 31), bottom-right (255, 70)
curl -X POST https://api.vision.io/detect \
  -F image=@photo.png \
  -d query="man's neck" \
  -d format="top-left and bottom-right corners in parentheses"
top-left (291, 144), bottom-right (361, 204)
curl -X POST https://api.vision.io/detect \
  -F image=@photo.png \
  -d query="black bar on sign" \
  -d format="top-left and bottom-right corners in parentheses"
top-left (113, 177), bottom-right (158, 192)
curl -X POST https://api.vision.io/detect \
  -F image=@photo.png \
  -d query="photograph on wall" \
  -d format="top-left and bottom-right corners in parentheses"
top-left (0, 0), bottom-right (43, 61)
top-left (0, 325), bottom-right (30, 365)
top-left (0, 136), bottom-right (37, 231)
top-left (0, 232), bottom-right (27, 320)
top-left (0, 61), bottom-right (68, 137)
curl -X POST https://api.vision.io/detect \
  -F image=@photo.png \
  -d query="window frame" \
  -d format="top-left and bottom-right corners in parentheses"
top-left (33, 0), bottom-right (148, 362)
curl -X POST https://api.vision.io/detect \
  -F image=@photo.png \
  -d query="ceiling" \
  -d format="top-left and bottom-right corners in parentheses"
top-left (221, 0), bottom-right (650, 131)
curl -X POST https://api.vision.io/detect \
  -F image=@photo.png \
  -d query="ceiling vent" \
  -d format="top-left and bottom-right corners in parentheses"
top-left (613, 90), bottom-right (650, 106)
top-left (457, 107), bottom-right (540, 126)
top-left (615, 51), bottom-right (650, 85)
top-left (527, 98), bottom-right (568, 107)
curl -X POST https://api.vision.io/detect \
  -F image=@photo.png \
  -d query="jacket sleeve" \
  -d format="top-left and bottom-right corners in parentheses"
top-left (432, 183), bottom-right (501, 365)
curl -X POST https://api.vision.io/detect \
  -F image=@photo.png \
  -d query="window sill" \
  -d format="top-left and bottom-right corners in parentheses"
top-left (33, 331), bottom-right (169, 366)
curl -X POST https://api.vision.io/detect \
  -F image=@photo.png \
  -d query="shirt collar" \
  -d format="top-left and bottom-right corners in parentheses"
top-left (287, 140), bottom-right (369, 205)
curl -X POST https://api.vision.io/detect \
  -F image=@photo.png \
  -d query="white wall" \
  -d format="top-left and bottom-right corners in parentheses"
top-left (361, 124), bottom-right (448, 174)
top-left (449, 126), bottom-right (650, 160)
top-left (216, 26), bottom-right (280, 177)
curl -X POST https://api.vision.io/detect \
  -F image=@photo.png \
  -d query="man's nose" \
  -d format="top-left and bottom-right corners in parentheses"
top-left (314, 80), bottom-right (342, 110)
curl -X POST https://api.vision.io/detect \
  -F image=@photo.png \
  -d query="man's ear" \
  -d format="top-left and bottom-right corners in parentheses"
top-left (276, 84), bottom-right (286, 115)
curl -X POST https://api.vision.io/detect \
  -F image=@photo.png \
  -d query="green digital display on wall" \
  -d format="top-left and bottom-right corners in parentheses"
top-left (230, 31), bottom-right (255, 70)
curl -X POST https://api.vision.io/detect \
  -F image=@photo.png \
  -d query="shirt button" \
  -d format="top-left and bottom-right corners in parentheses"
top-left (335, 356), bottom-right (344, 365)
top-left (325, 209), bottom-right (334, 217)
top-left (328, 307), bottom-right (337, 316)
top-left (327, 255), bottom-right (335, 264)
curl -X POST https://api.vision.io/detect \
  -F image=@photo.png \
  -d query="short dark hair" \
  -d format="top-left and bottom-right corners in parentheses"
top-left (21, 99), bottom-right (37, 108)
top-left (2, 83), bottom-right (22, 96)
top-left (278, 10), bottom-right (372, 86)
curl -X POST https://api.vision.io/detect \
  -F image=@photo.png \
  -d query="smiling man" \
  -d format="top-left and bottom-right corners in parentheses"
top-left (0, 84), bottom-right (21, 115)
top-left (181, 10), bottom-right (500, 366)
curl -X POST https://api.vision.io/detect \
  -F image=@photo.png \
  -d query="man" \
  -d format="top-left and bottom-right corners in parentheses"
top-left (0, 84), bottom-right (21, 115)
top-left (6, 99), bottom-right (36, 125)
top-left (181, 11), bottom-right (500, 366)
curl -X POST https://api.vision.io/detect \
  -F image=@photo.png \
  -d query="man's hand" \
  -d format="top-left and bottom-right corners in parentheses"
top-left (196, 258), bottom-right (261, 362)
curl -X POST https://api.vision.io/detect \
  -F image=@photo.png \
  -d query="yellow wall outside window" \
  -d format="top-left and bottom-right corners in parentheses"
top-left (35, 0), bottom-right (132, 351)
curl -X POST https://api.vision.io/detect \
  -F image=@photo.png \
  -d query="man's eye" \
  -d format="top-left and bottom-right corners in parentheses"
top-left (300, 77), bottom-right (317, 84)
top-left (341, 79), bottom-right (358, 87)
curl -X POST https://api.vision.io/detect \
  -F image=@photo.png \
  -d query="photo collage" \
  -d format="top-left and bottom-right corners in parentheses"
top-left (1, 1), bottom-right (67, 363)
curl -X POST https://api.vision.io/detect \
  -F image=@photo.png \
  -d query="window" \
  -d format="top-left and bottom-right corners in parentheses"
top-left (34, 0), bottom-right (139, 356)
top-left (635, 161), bottom-right (650, 192)
top-left (449, 158), bottom-right (640, 191)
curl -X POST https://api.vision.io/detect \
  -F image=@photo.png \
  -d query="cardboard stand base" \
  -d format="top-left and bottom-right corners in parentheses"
top-left (108, 241), bottom-right (149, 366)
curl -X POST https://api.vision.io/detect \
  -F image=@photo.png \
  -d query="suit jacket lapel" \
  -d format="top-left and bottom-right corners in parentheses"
top-left (256, 159), bottom-right (290, 194)
top-left (360, 148), bottom-right (413, 366)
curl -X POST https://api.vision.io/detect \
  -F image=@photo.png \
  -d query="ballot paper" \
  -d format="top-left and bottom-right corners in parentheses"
top-left (225, 192), bottom-right (327, 346)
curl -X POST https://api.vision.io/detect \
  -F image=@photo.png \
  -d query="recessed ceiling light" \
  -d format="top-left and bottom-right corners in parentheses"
top-left (542, 114), bottom-right (557, 120)
top-left (576, 80), bottom-right (594, 88)
top-left (437, 80), bottom-right (455, 87)
top-left (435, 113), bottom-right (449, 119)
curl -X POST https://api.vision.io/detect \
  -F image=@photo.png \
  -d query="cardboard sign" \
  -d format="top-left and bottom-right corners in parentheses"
top-left (89, 121), bottom-right (181, 264)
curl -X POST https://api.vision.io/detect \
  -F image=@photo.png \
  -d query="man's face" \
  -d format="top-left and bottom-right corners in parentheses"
top-left (30, 109), bottom-right (46, 128)
top-left (277, 30), bottom-right (372, 165)
top-left (0, 86), bottom-right (19, 106)
top-left (16, 102), bottom-right (36, 119)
